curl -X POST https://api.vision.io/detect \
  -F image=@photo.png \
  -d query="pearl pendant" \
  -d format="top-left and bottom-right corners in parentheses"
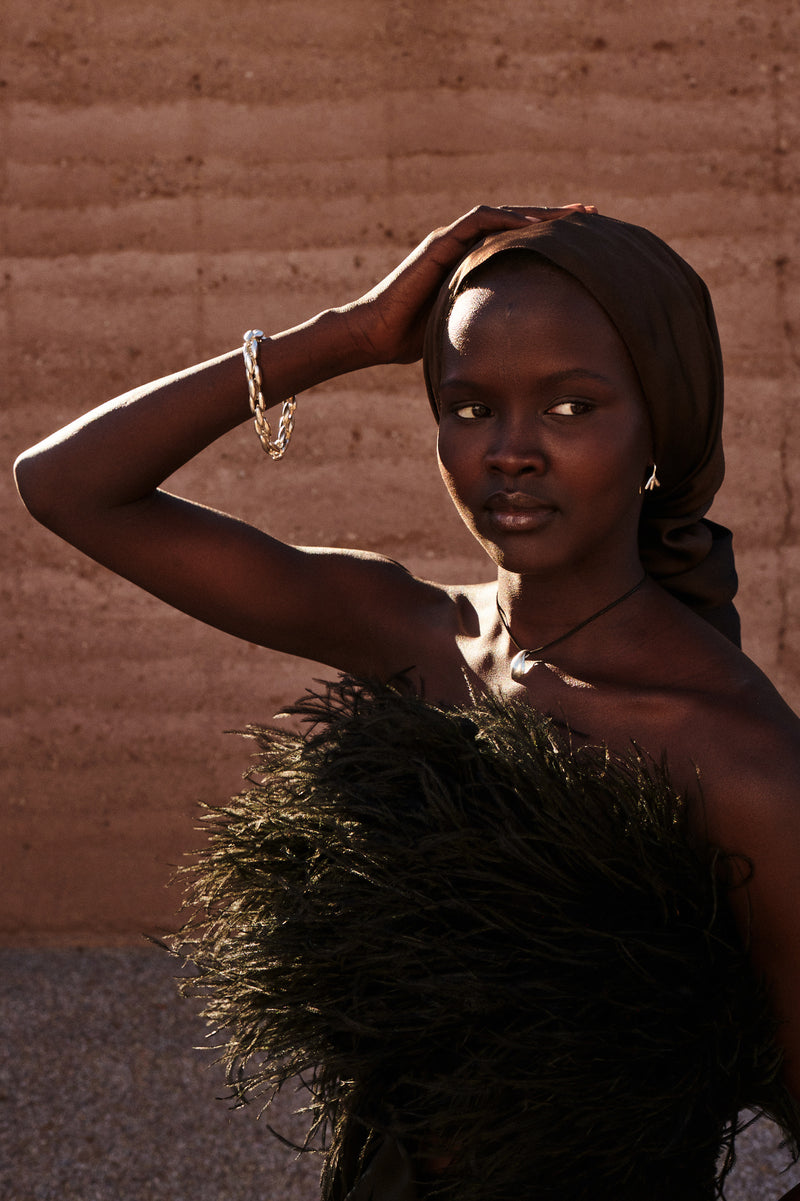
top-left (510, 650), bottom-right (542, 682)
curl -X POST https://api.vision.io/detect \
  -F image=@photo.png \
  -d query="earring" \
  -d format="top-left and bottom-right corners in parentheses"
top-left (643, 464), bottom-right (660, 492)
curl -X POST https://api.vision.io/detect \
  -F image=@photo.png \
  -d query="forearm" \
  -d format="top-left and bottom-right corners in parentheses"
top-left (15, 205), bottom-right (584, 540)
top-left (14, 306), bottom-right (368, 528)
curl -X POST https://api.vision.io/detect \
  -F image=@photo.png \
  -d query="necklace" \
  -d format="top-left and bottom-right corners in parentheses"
top-left (495, 574), bottom-right (647, 683)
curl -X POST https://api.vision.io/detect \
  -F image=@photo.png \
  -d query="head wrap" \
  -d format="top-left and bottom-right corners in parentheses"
top-left (423, 213), bottom-right (740, 644)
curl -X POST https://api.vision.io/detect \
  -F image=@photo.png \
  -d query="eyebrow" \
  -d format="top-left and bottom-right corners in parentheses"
top-left (538, 368), bottom-right (616, 388)
top-left (439, 368), bottom-right (616, 393)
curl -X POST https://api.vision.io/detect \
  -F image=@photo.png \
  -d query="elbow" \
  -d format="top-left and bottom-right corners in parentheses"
top-left (13, 447), bottom-right (41, 513)
top-left (13, 446), bottom-right (65, 528)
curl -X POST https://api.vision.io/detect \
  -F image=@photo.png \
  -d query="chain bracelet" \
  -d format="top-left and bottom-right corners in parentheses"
top-left (242, 329), bottom-right (297, 460)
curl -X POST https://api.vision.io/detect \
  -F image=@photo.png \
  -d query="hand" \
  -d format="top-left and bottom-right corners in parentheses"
top-left (339, 203), bottom-right (597, 367)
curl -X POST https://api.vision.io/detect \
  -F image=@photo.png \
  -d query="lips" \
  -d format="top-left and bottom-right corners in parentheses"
top-left (485, 491), bottom-right (555, 513)
top-left (484, 491), bottom-right (557, 532)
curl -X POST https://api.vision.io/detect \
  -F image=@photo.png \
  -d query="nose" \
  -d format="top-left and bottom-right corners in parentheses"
top-left (484, 415), bottom-right (547, 476)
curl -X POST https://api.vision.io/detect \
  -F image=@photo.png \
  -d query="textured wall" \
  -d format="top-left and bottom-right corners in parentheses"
top-left (4, 0), bottom-right (799, 943)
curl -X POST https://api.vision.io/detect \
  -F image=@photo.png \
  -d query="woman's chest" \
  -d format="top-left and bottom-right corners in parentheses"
top-left (424, 636), bottom-right (701, 791)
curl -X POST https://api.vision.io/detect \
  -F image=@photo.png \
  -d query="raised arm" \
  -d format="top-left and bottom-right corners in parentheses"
top-left (14, 205), bottom-right (591, 675)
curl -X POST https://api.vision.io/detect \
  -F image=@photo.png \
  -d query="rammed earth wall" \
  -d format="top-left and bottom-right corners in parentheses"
top-left (3, 0), bottom-right (799, 942)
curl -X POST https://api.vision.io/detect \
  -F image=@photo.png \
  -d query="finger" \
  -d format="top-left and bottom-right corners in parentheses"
top-left (501, 203), bottom-right (599, 219)
top-left (440, 205), bottom-right (546, 247)
top-left (425, 202), bottom-right (596, 270)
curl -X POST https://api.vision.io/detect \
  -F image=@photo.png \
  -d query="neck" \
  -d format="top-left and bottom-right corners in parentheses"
top-left (496, 562), bottom-right (647, 653)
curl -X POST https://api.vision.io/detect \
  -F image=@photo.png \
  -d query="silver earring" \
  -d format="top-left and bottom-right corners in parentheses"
top-left (644, 464), bottom-right (660, 492)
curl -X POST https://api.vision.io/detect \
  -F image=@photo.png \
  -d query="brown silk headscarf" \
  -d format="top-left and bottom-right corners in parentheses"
top-left (422, 213), bottom-right (740, 644)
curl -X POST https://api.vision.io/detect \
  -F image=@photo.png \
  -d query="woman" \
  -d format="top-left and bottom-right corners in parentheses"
top-left (13, 203), bottom-right (800, 1195)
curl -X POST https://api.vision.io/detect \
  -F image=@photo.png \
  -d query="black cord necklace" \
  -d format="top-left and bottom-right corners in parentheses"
top-left (496, 574), bottom-right (647, 683)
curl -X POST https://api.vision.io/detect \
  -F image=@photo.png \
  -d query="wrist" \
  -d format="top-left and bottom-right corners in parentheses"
top-left (263, 306), bottom-right (379, 397)
top-left (328, 301), bottom-right (389, 371)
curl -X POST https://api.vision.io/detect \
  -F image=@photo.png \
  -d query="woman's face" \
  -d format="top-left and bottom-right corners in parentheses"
top-left (436, 257), bottom-right (653, 582)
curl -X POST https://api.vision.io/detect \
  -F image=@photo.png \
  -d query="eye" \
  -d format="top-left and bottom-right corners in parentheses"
top-left (546, 399), bottom-right (594, 417)
top-left (452, 402), bottom-right (491, 421)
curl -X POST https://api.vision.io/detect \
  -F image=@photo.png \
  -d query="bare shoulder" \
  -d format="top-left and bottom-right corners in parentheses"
top-left (295, 548), bottom-right (458, 666)
top-left (313, 560), bottom-right (494, 687)
top-left (675, 642), bottom-right (800, 849)
top-left (395, 577), bottom-right (497, 698)
top-left (677, 627), bottom-right (797, 750)
top-left (630, 593), bottom-right (799, 806)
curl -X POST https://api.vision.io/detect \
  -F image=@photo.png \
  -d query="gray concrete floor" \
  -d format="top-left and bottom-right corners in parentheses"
top-left (1, 947), bottom-right (798, 1201)
top-left (0, 948), bottom-right (317, 1201)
